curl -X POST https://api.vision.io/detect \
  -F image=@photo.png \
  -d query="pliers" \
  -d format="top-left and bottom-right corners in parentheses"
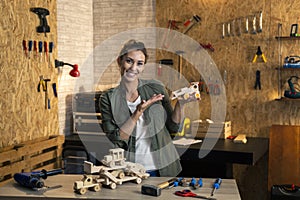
top-left (252, 46), bottom-right (267, 63)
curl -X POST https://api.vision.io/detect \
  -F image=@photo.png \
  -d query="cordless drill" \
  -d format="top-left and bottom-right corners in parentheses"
top-left (14, 169), bottom-right (63, 189)
top-left (30, 7), bottom-right (50, 36)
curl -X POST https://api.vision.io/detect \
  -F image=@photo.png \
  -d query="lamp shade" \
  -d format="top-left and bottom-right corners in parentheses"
top-left (69, 64), bottom-right (80, 77)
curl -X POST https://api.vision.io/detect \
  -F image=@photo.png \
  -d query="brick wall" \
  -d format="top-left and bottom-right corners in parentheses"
top-left (93, 0), bottom-right (156, 89)
top-left (57, 0), bottom-right (155, 135)
top-left (57, 0), bottom-right (93, 135)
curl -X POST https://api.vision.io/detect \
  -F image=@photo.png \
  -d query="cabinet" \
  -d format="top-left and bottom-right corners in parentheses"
top-left (268, 125), bottom-right (300, 190)
top-left (275, 36), bottom-right (300, 101)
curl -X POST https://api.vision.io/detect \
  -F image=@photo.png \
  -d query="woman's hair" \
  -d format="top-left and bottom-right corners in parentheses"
top-left (118, 39), bottom-right (149, 65)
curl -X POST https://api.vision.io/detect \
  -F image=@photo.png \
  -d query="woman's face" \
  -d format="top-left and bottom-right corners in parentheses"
top-left (120, 50), bottom-right (146, 82)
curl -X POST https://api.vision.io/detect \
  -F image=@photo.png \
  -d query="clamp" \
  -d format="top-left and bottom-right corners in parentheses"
top-left (252, 46), bottom-right (267, 63)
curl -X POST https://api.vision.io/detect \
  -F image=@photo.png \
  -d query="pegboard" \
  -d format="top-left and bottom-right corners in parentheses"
top-left (0, 0), bottom-right (58, 148)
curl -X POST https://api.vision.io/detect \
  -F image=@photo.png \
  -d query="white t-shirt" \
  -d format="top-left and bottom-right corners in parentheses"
top-left (127, 96), bottom-right (156, 170)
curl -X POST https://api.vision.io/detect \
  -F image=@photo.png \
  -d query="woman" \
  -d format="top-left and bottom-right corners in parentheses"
top-left (100, 39), bottom-right (196, 176)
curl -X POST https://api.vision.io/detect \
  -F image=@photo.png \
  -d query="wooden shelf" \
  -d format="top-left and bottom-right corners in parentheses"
top-left (275, 36), bottom-right (300, 40)
top-left (275, 67), bottom-right (300, 70)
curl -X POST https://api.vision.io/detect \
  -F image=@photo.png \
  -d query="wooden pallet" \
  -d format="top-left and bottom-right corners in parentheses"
top-left (0, 135), bottom-right (64, 187)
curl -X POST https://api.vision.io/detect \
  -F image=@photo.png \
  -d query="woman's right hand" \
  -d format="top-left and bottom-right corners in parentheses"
top-left (133, 94), bottom-right (164, 120)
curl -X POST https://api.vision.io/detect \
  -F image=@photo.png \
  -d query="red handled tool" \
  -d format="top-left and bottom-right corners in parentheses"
top-left (22, 40), bottom-right (27, 57)
top-left (44, 41), bottom-right (48, 64)
top-left (33, 41), bottom-right (38, 58)
top-left (175, 190), bottom-right (216, 200)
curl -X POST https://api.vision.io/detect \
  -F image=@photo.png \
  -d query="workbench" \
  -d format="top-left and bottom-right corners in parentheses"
top-left (176, 137), bottom-right (269, 178)
top-left (64, 135), bottom-right (268, 178)
top-left (0, 175), bottom-right (241, 200)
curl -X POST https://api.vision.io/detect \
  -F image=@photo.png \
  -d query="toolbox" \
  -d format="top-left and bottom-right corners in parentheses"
top-left (191, 120), bottom-right (231, 139)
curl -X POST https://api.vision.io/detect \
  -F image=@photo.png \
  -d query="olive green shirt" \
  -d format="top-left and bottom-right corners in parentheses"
top-left (100, 79), bottom-right (182, 176)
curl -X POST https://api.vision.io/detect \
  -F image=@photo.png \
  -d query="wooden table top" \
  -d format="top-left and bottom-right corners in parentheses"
top-left (0, 175), bottom-right (241, 200)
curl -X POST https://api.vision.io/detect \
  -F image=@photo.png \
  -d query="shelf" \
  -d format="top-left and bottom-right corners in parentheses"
top-left (275, 67), bottom-right (300, 70)
top-left (275, 36), bottom-right (300, 40)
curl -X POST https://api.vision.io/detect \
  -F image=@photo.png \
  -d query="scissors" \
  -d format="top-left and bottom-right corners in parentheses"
top-left (175, 190), bottom-right (217, 200)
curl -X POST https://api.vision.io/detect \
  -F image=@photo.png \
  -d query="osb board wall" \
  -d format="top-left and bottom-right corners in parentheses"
top-left (156, 0), bottom-right (300, 138)
top-left (0, 0), bottom-right (58, 148)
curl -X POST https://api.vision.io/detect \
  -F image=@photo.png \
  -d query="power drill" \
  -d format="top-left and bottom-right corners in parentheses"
top-left (30, 7), bottom-right (50, 36)
top-left (14, 169), bottom-right (63, 189)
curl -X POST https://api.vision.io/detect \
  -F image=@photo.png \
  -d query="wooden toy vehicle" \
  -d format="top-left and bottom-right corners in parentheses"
top-left (73, 174), bottom-right (102, 195)
top-left (171, 82), bottom-right (201, 100)
top-left (74, 148), bottom-right (150, 194)
top-left (101, 148), bottom-right (126, 168)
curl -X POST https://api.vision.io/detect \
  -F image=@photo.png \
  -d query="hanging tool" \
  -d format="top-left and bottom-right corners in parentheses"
top-left (37, 76), bottom-right (51, 109)
top-left (183, 15), bottom-right (201, 34)
top-left (22, 40), bottom-right (28, 57)
top-left (30, 7), bottom-right (50, 37)
top-left (245, 16), bottom-right (249, 33)
top-left (199, 43), bottom-right (214, 52)
top-left (49, 42), bottom-right (54, 67)
top-left (211, 178), bottom-right (222, 196)
top-left (284, 76), bottom-right (300, 98)
top-left (175, 50), bottom-right (185, 79)
top-left (290, 24), bottom-right (298, 37)
top-left (28, 40), bottom-right (33, 59)
top-left (34, 40), bottom-right (38, 58)
top-left (254, 70), bottom-right (261, 90)
top-left (52, 83), bottom-right (57, 97)
top-left (252, 46), bottom-right (267, 63)
top-left (161, 20), bottom-right (181, 49)
top-left (257, 11), bottom-right (263, 33)
top-left (231, 20), bottom-right (236, 36)
top-left (226, 22), bottom-right (231, 37)
top-left (251, 14), bottom-right (257, 34)
top-left (175, 189), bottom-right (216, 200)
top-left (222, 23), bottom-right (225, 38)
top-left (237, 18), bottom-right (242, 36)
top-left (38, 41), bottom-right (43, 62)
top-left (44, 41), bottom-right (48, 65)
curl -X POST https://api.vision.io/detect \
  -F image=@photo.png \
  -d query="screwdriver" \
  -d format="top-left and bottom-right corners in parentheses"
top-left (22, 40), bottom-right (27, 57)
top-left (48, 42), bottom-right (54, 68)
top-left (38, 41), bottom-right (43, 62)
top-left (28, 40), bottom-right (33, 59)
top-left (34, 41), bottom-right (38, 58)
top-left (44, 41), bottom-right (48, 64)
top-left (211, 178), bottom-right (222, 196)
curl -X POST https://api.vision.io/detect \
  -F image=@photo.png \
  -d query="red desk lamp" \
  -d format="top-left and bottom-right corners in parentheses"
top-left (55, 59), bottom-right (80, 77)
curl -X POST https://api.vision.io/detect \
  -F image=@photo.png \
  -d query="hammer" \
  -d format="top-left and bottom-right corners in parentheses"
top-left (141, 178), bottom-right (177, 197)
